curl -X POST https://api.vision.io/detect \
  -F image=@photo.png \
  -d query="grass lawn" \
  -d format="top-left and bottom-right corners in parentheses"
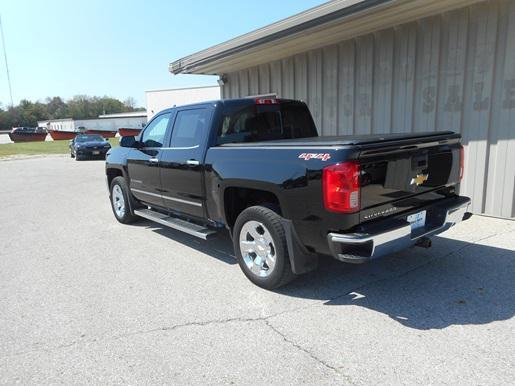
top-left (0, 137), bottom-right (119, 158)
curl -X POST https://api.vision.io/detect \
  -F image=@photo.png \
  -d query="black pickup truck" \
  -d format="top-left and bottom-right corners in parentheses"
top-left (105, 97), bottom-right (471, 289)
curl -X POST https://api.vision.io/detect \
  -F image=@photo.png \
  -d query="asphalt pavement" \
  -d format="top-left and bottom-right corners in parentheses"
top-left (0, 155), bottom-right (514, 384)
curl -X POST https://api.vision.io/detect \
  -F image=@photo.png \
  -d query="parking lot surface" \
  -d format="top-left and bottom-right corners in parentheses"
top-left (1, 156), bottom-right (514, 384)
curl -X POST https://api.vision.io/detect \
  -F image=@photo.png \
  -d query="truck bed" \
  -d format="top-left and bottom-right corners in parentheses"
top-left (215, 130), bottom-right (463, 228)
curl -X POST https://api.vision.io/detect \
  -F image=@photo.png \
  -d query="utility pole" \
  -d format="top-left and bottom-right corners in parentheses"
top-left (0, 13), bottom-right (14, 107)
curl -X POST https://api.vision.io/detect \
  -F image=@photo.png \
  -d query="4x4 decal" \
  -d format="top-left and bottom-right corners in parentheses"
top-left (298, 153), bottom-right (331, 161)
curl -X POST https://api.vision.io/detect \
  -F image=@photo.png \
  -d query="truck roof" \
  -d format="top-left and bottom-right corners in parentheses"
top-left (157, 97), bottom-right (304, 113)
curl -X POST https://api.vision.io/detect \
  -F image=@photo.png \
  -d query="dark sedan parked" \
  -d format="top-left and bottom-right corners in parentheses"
top-left (70, 134), bottom-right (111, 160)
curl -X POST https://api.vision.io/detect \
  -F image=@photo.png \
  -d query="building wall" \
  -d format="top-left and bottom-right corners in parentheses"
top-left (146, 85), bottom-right (221, 118)
top-left (221, 0), bottom-right (515, 219)
top-left (38, 120), bottom-right (75, 131)
top-left (74, 116), bottom-right (146, 131)
top-left (38, 116), bottom-right (147, 132)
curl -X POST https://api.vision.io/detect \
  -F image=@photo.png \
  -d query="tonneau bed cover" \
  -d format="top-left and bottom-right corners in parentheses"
top-left (219, 131), bottom-right (459, 147)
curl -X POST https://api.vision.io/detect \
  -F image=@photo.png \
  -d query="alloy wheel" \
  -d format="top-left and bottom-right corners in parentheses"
top-left (239, 220), bottom-right (277, 277)
top-left (112, 185), bottom-right (125, 218)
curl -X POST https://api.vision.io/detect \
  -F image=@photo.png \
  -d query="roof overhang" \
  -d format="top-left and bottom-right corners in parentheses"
top-left (170, 0), bottom-right (480, 76)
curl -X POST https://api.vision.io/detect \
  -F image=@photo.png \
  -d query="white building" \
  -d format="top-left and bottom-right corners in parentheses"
top-left (145, 85), bottom-right (220, 118)
top-left (38, 111), bottom-right (147, 132)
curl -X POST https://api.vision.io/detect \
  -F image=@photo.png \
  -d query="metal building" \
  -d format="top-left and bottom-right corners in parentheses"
top-left (170, 0), bottom-right (515, 219)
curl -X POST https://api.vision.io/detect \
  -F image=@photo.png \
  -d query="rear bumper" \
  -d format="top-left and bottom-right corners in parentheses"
top-left (327, 196), bottom-right (471, 263)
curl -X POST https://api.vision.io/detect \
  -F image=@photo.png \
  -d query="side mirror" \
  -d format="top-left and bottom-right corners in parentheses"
top-left (120, 136), bottom-right (137, 148)
top-left (120, 136), bottom-right (136, 147)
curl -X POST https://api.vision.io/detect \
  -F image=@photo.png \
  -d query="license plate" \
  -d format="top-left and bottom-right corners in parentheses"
top-left (93, 151), bottom-right (100, 155)
top-left (407, 210), bottom-right (426, 231)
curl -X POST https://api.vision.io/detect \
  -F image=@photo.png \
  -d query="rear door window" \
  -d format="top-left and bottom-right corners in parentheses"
top-left (170, 108), bottom-right (210, 149)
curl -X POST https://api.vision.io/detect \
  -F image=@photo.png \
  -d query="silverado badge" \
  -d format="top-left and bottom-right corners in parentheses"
top-left (410, 173), bottom-right (429, 186)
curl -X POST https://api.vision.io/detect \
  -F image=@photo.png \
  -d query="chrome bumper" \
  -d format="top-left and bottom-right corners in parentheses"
top-left (328, 198), bottom-right (471, 263)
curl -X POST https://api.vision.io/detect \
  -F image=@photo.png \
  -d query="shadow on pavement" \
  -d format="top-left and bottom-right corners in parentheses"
top-left (131, 220), bottom-right (236, 265)
top-left (74, 158), bottom-right (107, 162)
top-left (129, 221), bottom-right (515, 330)
top-left (280, 236), bottom-right (515, 330)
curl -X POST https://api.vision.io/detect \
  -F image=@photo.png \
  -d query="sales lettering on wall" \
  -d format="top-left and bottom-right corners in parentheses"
top-left (338, 78), bottom-right (515, 117)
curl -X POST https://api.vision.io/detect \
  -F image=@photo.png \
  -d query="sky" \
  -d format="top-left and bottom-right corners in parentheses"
top-left (0, 0), bottom-right (325, 107)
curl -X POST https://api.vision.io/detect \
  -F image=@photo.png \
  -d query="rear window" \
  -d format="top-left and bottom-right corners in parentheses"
top-left (217, 102), bottom-right (317, 144)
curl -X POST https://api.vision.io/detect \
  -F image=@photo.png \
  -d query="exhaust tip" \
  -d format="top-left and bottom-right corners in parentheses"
top-left (415, 237), bottom-right (432, 249)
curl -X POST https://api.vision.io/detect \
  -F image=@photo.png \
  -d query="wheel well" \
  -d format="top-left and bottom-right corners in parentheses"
top-left (224, 187), bottom-right (281, 228)
top-left (106, 168), bottom-right (123, 188)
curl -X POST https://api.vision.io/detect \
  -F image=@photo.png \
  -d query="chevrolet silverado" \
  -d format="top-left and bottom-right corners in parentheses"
top-left (105, 97), bottom-right (471, 289)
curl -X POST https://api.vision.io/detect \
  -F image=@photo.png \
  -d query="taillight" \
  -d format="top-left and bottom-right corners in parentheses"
top-left (323, 162), bottom-right (360, 213)
top-left (255, 97), bottom-right (279, 105)
top-left (459, 145), bottom-right (464, 181)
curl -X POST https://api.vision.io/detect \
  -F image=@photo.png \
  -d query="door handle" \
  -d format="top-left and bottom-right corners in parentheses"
top-left (186, 159), bottom-right (200, 166)
top-left (147, 158), bottom-right (159, 166)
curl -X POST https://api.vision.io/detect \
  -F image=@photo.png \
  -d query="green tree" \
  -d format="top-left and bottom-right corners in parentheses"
top-left (46, 97), bottom-right (68, 119)
top-left (0, 95), bottom-right (143, 130)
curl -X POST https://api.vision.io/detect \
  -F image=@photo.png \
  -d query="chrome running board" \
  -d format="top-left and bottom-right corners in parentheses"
top-left (134, 208), bottom-right (217, 240)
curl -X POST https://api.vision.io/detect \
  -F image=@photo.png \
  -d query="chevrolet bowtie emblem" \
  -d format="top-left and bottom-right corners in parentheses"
top-left (410, 173), bottom-right (429, 186)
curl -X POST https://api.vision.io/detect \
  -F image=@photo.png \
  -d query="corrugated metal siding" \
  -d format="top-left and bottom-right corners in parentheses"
top-left (221, 0), bottom-right (515, 219)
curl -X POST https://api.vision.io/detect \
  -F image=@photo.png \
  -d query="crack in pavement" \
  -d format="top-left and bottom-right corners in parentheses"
top-left (110, 315), bottom-right (266, 341)
top-left (263, 319), bottom-right (355, 385)
top-left (3, 228), bottom-right (510, 363)
top-left (1, 314), bottom-right (285, 360)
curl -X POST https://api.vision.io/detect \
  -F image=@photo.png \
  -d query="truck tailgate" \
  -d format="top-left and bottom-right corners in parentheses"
top-left (358, 133), bottom-right (462, 223)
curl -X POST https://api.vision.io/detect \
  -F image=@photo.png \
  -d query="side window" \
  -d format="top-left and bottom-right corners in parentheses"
top-left (170, 108), bottom-right (210, 148)
top-left (141, 113), bottom-right (171, 148)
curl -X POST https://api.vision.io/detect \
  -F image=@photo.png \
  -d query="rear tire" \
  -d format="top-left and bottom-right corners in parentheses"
top-left (110, 177), bottom-right (139, 224)
top-left (233, 206), bottom-right (296, 289)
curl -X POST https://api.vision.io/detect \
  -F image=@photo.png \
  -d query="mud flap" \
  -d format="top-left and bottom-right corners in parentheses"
top-left (280, 218), bottom-right (319, 274)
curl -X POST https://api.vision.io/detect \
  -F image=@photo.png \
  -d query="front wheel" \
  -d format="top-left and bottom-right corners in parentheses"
top-left (233, 206), bottom-right (296, 289)
top-left (110, 177), bottom-right (138, 224)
